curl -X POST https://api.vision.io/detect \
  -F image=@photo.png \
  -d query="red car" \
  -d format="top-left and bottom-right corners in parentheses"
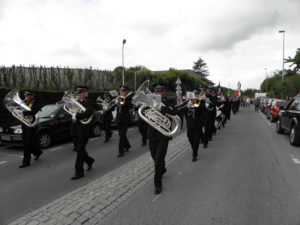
top-left (268, 100), bottom-right (288, 122)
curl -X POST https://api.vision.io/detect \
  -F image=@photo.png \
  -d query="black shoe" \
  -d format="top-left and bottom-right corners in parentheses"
top-left (34, 152), bottom-right (43, 160)
top-left (103, 139), bottom-right (108, 143)
top-left (117, 152), bottom-right (124, 157)
top-left (208, 137), bottom-right (212, 141)
top-left (192, 156), bottom-right (197, 162)
top-left (71, 174), bottom-right (84, 180)
top-left (154, 185), bottom-right (162, 195)
top-left (203, 144), bottom-right (208, 148)
top-left (87, 159), bottom-right (95, 171)
top-left (19, 164), bottom-right (30, 168)
top-left (124, 147), bottom-right (130, 152)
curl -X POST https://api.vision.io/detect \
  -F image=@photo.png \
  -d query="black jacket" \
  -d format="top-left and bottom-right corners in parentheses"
top-left (22, 98), bottom-right (42, 138)
top-left (116, 96), bottom-right (132, 124)
top-left (71, 98), bottom-right (94, 137)
top-left (186, 99), bottom-right (206, 128)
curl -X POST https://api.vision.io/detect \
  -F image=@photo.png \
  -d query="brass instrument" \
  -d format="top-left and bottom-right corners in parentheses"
top-left (117, 91), bottom-right (133, 105)
top-left (4, 90), bottom-right (39, 127)
top-left (96, 96), bottom-right (116, 112)
top-left (175, 94), bottom-right (205, 110)
top-left (133, 80), bottom-right (181, 137)
top-left (62, 90), bottom-right (93, 124)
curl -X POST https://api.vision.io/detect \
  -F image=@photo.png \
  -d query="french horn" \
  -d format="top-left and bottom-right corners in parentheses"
top-left (4, 90), bottom-right (39, 127)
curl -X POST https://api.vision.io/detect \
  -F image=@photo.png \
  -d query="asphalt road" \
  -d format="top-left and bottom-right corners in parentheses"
top-left (101, 107), bottom-right (300, 225)
top-left (0, 126), bottom-right (151, 225)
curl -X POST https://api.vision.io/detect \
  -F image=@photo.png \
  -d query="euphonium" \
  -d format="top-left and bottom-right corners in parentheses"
top-left (62, 90), bottom-right (93, 124)
top-left (96, 96), bottom-right (116, 112)
top-left (4, 90), bottom-right (39, 127)
top-left (133, 80), bottom-right (181, 137)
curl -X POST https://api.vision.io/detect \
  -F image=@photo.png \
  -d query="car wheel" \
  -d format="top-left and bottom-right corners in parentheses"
top-left (91, 123), bottom-right (101, 137)
top-left (290, 124), bottom-right (300, 146)
top-left (37, 131), bottom-right (52, 149)
top-left (276, 120), bottom-right (283, 134)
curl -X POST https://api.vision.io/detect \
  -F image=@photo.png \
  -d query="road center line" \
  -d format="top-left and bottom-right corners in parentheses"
top-left (0, 161), bottom-right (7, 165)
top-left (292, 158), bottom-right (300, 164)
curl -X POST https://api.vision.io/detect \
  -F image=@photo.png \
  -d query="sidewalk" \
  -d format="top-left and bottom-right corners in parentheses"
top-left (8, 131), bottom-right (190, 225)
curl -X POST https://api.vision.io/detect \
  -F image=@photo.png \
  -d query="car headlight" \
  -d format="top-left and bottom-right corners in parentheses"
top-left (14, 128), bottom-right (23, 134)
top-left (0, 127), bottom-right (3, 133)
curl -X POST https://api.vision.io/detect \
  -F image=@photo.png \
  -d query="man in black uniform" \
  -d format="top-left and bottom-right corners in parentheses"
top-left (148, 84), bottom-right (176, 194)
top-left (70, 86), bottom-right (95, 180)
top-left (19, 90), bottom-right (43, 168)
top-left (137, 109), bottom-right (148, 146)
top-left (102, 93), bottom-right (114, 143)
top-left (204, 89), bottom-right (216, 142)
top-left (116, 86), bottom-right (132, 157)
top-left (185, 89), bottom-right (206, 161)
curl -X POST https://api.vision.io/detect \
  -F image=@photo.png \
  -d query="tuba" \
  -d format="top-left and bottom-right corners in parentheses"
top-left (4, 90), bottom-right (39, 127)
top-left (133, 80), bottom-right (181, 137)
top-left (62, 90), bottom-right (93, 124)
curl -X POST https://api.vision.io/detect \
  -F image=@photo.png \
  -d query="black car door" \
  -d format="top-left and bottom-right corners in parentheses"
top-left (53, 108), bottom-right (72, 140)
top-left (281, 98), bottom-right (294, 130)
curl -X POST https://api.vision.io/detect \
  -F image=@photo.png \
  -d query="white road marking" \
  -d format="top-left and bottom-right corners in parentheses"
top-left (0, 161), bottom-right (7, 165)
top-left (292, 158), bottom-right (300, 164)
top-left (152, 194), bottom-right (161, 203)
top-left (49, 146), bottom-right (63, 152)
top-left (259, 112), bottom-right (272, 126)
top-left (3, 154), bottom-right (23, 159)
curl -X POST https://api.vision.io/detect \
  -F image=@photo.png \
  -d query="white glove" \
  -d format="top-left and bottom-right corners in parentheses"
top-left (187, 101), bottom-right (192, 108)
top-left (72, 114), bottom-right (76, 121)
top-left (13, 109), bottom-right (22, 114)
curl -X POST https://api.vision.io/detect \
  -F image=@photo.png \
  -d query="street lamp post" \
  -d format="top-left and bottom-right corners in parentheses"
top-left (122, 39), bottom-right (126, 85)
top-left (265, 68), bottom-right (268, 93)
top-left (279, 30), bottom-right (285, 81)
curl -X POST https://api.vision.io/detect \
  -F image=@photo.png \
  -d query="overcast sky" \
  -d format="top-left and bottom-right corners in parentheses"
top-left (0, 0), bottom-right (299, 90)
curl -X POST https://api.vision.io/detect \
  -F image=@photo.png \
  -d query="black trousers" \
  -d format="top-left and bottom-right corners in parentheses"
top-left (103, 120), bottom-right (113, 141)
top-left (117, 122), bottom-right (131, 153)
top-left (187, 125), bottom-right (203, 157)
top-left (73, 135), bottom-right (94, 175)
top-left (22, 128), bottom-right (42, 165)
top-left (149, 140), bottom-right (168, 187)
top-left (138, 120), bottom-right (148, 144)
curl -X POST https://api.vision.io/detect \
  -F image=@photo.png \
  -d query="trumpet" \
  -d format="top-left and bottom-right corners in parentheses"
top-left (175, 95), bottom-right (205, 110)
top-left (116, 91), bottom-right (133, 105)
top-left (4, 90), bottom-right (39, 127)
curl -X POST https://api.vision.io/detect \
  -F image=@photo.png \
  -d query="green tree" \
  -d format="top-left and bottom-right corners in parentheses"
top-left (285, 48), bottom-right (300, 73)
top-left (193, 57), bottom-right (209, 78)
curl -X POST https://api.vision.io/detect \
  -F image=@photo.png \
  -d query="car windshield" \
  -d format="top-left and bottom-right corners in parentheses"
top-left (38, 105), bottom-right (60, 118)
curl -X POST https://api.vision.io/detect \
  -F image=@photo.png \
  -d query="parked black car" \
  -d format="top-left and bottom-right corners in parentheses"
top-left (0, 103), bottom-right (102, 148)
top-left (276, 96), bottom-right (300, 146)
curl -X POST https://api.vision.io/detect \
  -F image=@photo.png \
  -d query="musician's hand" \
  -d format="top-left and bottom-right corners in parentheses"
top-left (187, 101), bottom-right (192, 108)
top-left (72, 114), bottom-right (76, 121)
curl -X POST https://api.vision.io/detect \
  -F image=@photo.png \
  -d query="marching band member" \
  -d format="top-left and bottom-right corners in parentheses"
top-left (102, 93), bottom-right (114, 143)
top-left (148, 84), bottom-right (176, 194)
top-left (116, 85), bottom-right (132, 157)
top-left (19, 90), bottom-right (43, 168)
top-left (70, 86), bottom-right (95, 180)
top-left (186, 89), bottom-right (206, 161)
top-left (137, 108), bottom-right (148, 146)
